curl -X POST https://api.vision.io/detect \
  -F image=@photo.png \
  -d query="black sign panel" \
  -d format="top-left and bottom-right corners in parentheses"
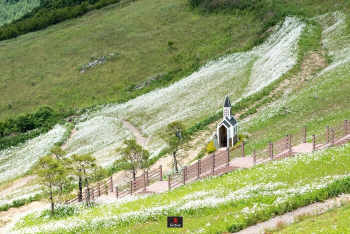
top-left (167, 216), bottom-right (183, 228)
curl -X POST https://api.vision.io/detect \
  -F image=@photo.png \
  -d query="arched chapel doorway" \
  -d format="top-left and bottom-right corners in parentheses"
top-left (219, 125), bottom-right (227, 148)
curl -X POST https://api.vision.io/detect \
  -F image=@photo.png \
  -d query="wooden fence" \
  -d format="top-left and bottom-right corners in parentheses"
top-left (68, 165), bottom-right (163, 204)
top-left (68, 119), bottom-right (350, 204)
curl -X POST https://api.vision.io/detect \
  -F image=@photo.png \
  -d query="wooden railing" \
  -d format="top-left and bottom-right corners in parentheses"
top-left (68, 119), bottom-right (350, 203)
top-left (68, 165), bottom-right (163, 204)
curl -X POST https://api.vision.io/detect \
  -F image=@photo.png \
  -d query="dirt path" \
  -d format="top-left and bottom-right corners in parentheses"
top-left (0, 201), bottom-right (48, 232)
top-left (0, 175), bottom-right (36, 195)
top-left (122, 120), bottom-right (148, 147)
top-left (61, 128), bottom-right (77, 150)
top-left (237, 194), bottom-right (350, 234)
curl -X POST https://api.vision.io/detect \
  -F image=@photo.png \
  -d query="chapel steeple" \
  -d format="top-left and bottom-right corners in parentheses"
top-left (223, 95), bottom-right (231, 118)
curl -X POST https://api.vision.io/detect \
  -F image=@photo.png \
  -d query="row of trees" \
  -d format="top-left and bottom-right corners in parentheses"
top-left (0, 0), bottom-right (39, 27)
top-left (37, 150), bottom-right (108, 214)
top-left (37, 121), bottom-right (190, 214)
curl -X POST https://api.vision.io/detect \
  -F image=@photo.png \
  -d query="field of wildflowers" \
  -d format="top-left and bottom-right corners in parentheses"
top-left (241, 11), bottom-right (350, 154)
top-left (64, 16), bottom-right (305, 164)
top-left (9, 143), bottom-right (350, 233)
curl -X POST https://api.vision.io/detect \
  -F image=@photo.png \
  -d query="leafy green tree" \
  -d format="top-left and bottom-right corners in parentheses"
top-left (56, 158), bottom-right (73, 200)
top-left (50, 146), bottom-right (67, 159)
top-left (163, 121), bottom-right (190, 173)
top-left (36, 155), bottom-right (64, 215)
top-left (71, 154), bottom-right (97, 207)
top-left (115, 139), bottom-right (150, 180)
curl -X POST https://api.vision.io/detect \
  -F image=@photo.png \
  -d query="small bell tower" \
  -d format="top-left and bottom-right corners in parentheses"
top-left (223, 95), bottom-right (231, 118)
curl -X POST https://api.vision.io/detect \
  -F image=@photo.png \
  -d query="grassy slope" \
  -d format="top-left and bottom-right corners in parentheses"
top-left (0, 0), bottom-right (261, 118)
top-left (238, 12), bottom-right (350, 155)
top-left (13, 143), bottom-right (350, 233)
top-left (277, 205), bottom-right (350, 233)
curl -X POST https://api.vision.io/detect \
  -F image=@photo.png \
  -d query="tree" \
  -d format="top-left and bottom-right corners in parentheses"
top-left (71, 154), bottom-right (97, 207)
top-left (115, 139), bottom-right (150, 180)
top-left (56, 158), bottom-right (73, 200)
top-left (36, 155), bottom-right (64, 215)
top-left (163, 121), bottom-right (190, 173)
top-left (50, 146), bottom-right (67, 159)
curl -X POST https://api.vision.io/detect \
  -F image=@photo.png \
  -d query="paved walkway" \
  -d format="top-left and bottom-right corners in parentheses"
top-left (237, 194), bottom-right (350, 234)
top-left (97, 132), bottom-right (350, 217)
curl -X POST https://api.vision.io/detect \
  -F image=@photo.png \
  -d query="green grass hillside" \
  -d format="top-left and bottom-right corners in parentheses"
top-left (0, 0), bottom-right (263, 118)
top-left (2, 0), bottom-right (349, 120)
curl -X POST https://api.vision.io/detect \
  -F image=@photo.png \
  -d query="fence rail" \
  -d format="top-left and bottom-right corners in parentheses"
top-left (272, 136), bottom-right (289, 156)
top-left (255, 145), bottom-right (269, 159)
top-left (200, 156), bottom-right (213, 175)
top-left (291, 127), bottom-right (305, 147)
top-left (215, 150), bottom-right (228, 168)
top-left (315, 131), bottom-right (328, 146)
top-left (169, 171), bottom-right (183, 189)
top-left (185, 163), bottom-right (198, 182)
top-left (230, 145), bottom-right (242, 160)
top-left (67, 119), bottom-right (350, 204)
top-left (331, 121), bottom-right (346, 141)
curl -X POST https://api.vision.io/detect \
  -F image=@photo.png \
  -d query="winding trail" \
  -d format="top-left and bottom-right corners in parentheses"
top-left (61, 128), bottom-right (77, 150)
top-left (122, 120), bottom-right (148, 147)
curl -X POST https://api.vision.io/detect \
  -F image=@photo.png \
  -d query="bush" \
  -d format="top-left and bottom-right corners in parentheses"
top-left (206, 140), bottom-right (216, 154)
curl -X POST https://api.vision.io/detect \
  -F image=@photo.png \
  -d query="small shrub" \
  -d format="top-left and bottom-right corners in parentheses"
top-left (206, 140), bottom-right (216, 154)
top-left (228, 222), bottom-right (244, 232)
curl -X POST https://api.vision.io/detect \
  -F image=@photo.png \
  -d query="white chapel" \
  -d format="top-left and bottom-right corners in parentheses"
top-left (216, 95), bottom-right (239, 148)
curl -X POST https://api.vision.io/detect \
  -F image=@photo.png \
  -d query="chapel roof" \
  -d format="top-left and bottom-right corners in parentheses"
top-left (224, 95), bottom-right (231, 107)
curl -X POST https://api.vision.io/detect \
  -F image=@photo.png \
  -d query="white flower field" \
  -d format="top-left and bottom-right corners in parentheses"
top-left (64, 16), bottom-right (305, 163)
top-left (2, 10), bottom-right (350, 233)
top-left (9, 143), bottom-right (350, 233)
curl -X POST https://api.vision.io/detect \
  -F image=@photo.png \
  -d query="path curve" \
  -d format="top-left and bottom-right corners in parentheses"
top-left (122, 120), bottom-right (148, 147)
top-left (61, 128), bottom-right (77, 150)
top-left (237, 194), bottom-right (350, 234)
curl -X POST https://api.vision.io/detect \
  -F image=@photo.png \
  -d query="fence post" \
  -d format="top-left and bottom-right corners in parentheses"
top-left (98, 182), bottom-right (101, 197)
top-left (326, 126), bottom-right (329, 143)
top-left (268, 141), bottom-right (271, 158)
top-left (84, 188), bottom-right (88, 203)
top-left (271, 143), bottom-right (274, 160)
top-left (159, 165), bottom-right (163, 181)
top-left (130, 180), bottom-right (133, 195)
top-left (197, 160), bottom-right (201, 179)
top-left (168, 175), bottom-right (171, 191)
top-left (115, 186), bottom-right (118, 198)
top-left (91, 187), bottom-right (94, 201)
top-left (289, 134), bottom-right (292, 152)
top-left (109, 176), bottom-right (113, 192)
top-left (183, 166), bottom-right (187, 185)
top-left (143, 173), bottom-right (146, 191)
top-left (212, 153), bottom-right (215, 172)
top-left (345, 120), bottom-right (348, 135)
top-left (145, 171), bottom-right (149, 186)
top-left (331, 128), bottom-right (334, 146)
top-left (241, 141), bottom-right (245, 157)
top-left (312, 135), bottom-right (315, 152)
top-left (285, 135), bottom-right (288, 150)
top-left (303, 126), bottom-right (306, 143)
top-left (253, 150), bottom-right (256, 166)
top-left (227, 147), bottom-right (230, 165)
